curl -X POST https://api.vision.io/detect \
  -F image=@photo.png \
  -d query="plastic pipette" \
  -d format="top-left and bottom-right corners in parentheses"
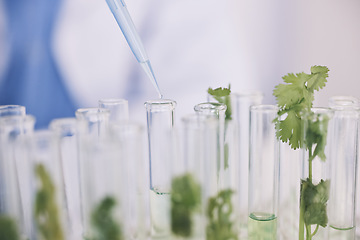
top-left (105, 0), bottom-right (163, 98)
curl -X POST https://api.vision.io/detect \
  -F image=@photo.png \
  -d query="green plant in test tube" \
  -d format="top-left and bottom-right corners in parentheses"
top-left (171, 173), bottom-right (201, 237)
top-left (34, 163), bottom-right (65, 240)
top-left (273, 65), bottom-right (330, 240)
top-left (90, 196), bottom-right (123, 240)
top-left (0, 215), bottom-right (20, 240)
top-left (204, 87), bottom-right (238, 239)
top-left (206, 189), bottom-right (237, 240)
top-left (208, 85), bottom-right (232, 169)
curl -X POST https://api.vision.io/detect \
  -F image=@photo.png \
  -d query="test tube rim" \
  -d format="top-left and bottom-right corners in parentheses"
top-left (144, 99), bottom-right (177, 111)
top-left (98, 98), bottom-right (128, 106)
top-left (75, 107), bottom-right (111, 119)
top-left (0, 105), bottom-right (26, 116)
top-left (0, 114), bottom-right (36, 127)
top-left (193, 102), bottom-right (227, 113)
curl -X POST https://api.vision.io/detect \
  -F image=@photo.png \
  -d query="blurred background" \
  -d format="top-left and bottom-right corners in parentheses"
top-left (0, 0), bottom-right (359, 128)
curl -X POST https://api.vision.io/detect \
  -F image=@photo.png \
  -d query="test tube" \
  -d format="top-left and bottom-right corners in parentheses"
top-left (299, 108), bottom-right (333, 240)
top-left (0, 115), bottom-right (35, 240)
top-left (111, 122), bottom-right (148, 239)
top-left (194, 102), bottom-right (226, 186)
top-left (144, 99), bottom-right (177, 239)
top-left (75, 108), bottom-right (110, 139)
top-left (49, 118), bottom-right (82, 239)
top-left (171, 114), bottom-right (218, 239)
top-left (231, 92), bottom-right (263, 235)
top-left (28, 130), bottom-right (70, 240)
top-left (328, 96), bottom-right (359, 109)
top-left (327, 106), bottom-right (359, 239)
top-left (98, 98), bottom-right (129, 123)
top-left (194, 102), bottom-right (240, 238)
top-left (328, 96), bottom-right (360, 239)
top-left (0, 105), bottom-right (26, 215)
top-left (248, 105), bottom-right (279, 240)
top-left (75, 108), bottom-right (110, 237)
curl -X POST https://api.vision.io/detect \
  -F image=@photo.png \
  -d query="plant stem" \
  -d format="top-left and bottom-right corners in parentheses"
top-left (299, 184), bottom-right (305, 240)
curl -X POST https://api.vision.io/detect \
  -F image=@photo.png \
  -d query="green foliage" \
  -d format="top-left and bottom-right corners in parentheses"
top-left (304, 113), bottom-right (330, 162)
top-left (206, 189), bottom-right (238, 240)
top-left (207, 85), bottom-right (232, 120)
top-left (301, 179), bottom-right (329, 228)
top-left (91, 196), bottom-right (123, 240)
top-left (34, 164), bottom-right (64, 240)
top-left (171, 173), bottom-right (201, 237)
top-left (0, 215), bottom-right (20, 240)
top-left (273, 66), bottom-right (329, 149)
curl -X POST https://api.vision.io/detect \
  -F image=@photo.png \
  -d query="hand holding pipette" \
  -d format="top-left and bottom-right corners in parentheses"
top-left (105, 0), bottom-right (163, 98)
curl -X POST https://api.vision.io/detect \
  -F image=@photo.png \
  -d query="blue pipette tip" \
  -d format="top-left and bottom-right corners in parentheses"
top-left (140, 60), bottom-right (163, 99)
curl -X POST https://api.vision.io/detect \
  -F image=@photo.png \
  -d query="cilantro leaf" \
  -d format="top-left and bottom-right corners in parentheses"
top-left (0, 215), bottom-right (20, 240)
top-left (301, 179), bottom-right (329, 228)
top-left (206, 189), bottom-right (238, 240)
top-left (208, 85), bottom-right (232, 120)
top-left (273, 66), bottom-right (329, 150)
top-left (171, 173), bottom-right (201, 237)
top-left (304, 113), bottom-right (330, 162)
top-left (35, 164), bottom-right (65, 240)
top-left (91, 196), bottom-right (123, 240)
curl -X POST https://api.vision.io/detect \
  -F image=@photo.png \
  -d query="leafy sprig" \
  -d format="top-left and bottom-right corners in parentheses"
top-left (0, 215), bottom-right (20, 240)
top-left (273, 66), bottom-right (329, 149)
top-left (206, 189), bottom-right (237, 240)
top-left (301, 179), bottom-right (329, 228)
top-left (171, 173), bottom-right (201, 237)
top-left (208, 85), bottom-right (232, 169)
top-left (90, 196), bottom-right (123, 240)
top-left (208, 85), bottom-right (232, 120)
top-left (273, 66), bottom-right (330, 240)
top-left (34, 164), bottom-right (64, 240)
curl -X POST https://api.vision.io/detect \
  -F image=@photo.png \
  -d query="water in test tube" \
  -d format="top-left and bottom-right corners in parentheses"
top-left (105, 0), bottom-right (163, 98)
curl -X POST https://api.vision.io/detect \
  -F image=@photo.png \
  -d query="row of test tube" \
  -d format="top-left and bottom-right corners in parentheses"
top-left (0, 94), bottom-right (359, 240)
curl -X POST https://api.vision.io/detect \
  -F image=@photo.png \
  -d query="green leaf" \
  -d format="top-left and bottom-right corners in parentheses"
top-left (308, 66), bottom-right (329, 92)
top-left (171, 173), bottom-right (201, 237)
top-left (275, 111), bottom-right (302, 149)
top-left (301, 179), bottom-right (329, 228)
top-left (304, 113), bottom-right (330, 162)
top-left (273, 66), bottom-right (329, 151)
top-left (91, 196), bottom-right (123, 240)
top-left (206, 189), bottom-right (238, 240)
top-left (0, 215), bottom-right (20, 240)
top-left (34, 164), bottom-right (65, 240)
top-left (208, 85), bottom-right (232, 120)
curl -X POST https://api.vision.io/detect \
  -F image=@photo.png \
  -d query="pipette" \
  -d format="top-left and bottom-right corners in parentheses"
top-left (105, 0), bottom-right (163, 98)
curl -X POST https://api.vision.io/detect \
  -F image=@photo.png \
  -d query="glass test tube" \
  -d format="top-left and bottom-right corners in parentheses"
top-left (0, 115), bottom-right (35, 240)
top-left (231, 92), bottom-right (263, 234)
top-left (75, 108), bottom-right (110, 238)
top-left (208, 91), bottom-right (264, 237)
top-left (0, 105), bottom-right (26, 117)
top-left (194, 102), bottom-right (226, 187)
top-left (327, 105), bottom-right (359, 239)
top-left (111, 122), bottom-right (148, 239)
top-left (0, 105), bottom-right (27, 224)
top-left (328, 96), bottom-right (360, 240)
top-left (49, 118), bottom-right (82, 239)
top-left (299, 108), bottom-right (333, 240)
top-left (29, 130), bottom-right (69, 240)
top-left (194, 102), bottom-right (241, 238)
top-left (170, 114), bottom-right (218, 239)
top-left (328, 96), bottom-right (359, 109)
top-left (248, 105), bottom-right (279, 240)
top-left (144, 99), bottom-right (176, 239)
top-left (98, 98), bottom-right (129, 123)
